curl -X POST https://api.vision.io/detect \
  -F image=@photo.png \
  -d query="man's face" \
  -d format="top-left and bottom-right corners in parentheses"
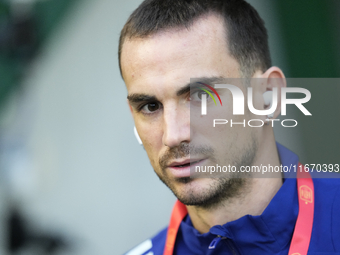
top-left (121, 15), bottom-right (259, 207)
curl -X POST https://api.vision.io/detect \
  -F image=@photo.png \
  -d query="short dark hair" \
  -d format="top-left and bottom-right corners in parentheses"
top-left (118, 0), bottom-right (271, 78)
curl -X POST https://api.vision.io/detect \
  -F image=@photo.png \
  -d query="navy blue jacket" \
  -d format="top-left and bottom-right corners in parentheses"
top-left (125, 144), bottom-right (340, 255)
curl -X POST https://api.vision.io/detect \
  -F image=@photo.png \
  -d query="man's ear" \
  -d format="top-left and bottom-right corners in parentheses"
top-left (258, 67), bottom-right (286, 119)
top-left (261, 66), bottom-right (286, 83)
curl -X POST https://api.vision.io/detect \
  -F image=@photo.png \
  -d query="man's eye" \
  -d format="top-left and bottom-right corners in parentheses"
top-left (190, 90), bottom-right (212, 102)
top-left (140, 102), bottom-right (160, 114)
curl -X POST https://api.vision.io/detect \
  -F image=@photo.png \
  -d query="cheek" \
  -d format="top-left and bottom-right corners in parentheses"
top-left (192, 100), bottom-right (237, 142)
top-left (140, 127), bottom-right (163, 165)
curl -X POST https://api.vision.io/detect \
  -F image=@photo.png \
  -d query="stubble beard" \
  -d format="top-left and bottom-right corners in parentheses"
top-left (156, 136), bottom-right (258, 210)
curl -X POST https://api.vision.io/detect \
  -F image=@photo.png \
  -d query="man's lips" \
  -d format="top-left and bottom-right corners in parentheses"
top-left (167, 158), bottom-right (206, 178)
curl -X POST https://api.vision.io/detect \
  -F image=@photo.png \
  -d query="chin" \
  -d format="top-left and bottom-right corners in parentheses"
top-left (172, 178), bottom-right (222, 206)
top-left (166, 177), bottom-right (246, 209)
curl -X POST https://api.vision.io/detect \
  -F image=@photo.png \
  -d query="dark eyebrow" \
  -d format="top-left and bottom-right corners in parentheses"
top-left (176, 76), bottom-right (225, 97)
top-left (176, 83), bottom-right (192, 97)
top-left (127, 94), bottom-right (157, 104)
top-left (128, 77), bottom-right (225, 102)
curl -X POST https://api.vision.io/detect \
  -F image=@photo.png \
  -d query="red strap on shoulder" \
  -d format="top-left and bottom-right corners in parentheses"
top-left (163, 200), bottom-right (187, 255)
top-left (288, 163), bottom-right (314, 255)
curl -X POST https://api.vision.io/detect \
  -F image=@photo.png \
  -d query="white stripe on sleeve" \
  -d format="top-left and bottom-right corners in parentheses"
top-left (125, 239), bottom-right (152, 255)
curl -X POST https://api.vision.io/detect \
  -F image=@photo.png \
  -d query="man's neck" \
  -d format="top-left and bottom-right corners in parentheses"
top-left (186, 139), bottom-right (283, 234)
top-left (186, 177), bottom-right (282, 233)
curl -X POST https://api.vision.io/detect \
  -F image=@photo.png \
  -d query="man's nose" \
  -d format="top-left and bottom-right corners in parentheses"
top-left (162, 105), bottom-right (190, 148)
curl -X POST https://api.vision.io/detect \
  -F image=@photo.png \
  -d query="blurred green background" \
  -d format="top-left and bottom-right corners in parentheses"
top-left (0, 0), bottom-right (78, 112)
top-left (275, 0), bottom-right (340, 164)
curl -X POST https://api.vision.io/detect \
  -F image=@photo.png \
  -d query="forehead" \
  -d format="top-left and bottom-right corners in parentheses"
top-left (121, 14), bottom-right (240, 94)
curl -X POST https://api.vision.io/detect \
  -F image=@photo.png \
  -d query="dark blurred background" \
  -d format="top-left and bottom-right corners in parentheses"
top-left (0, 0), bottom-right (78, 112)
top-left (0, 0), bottom-right (339, 254)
